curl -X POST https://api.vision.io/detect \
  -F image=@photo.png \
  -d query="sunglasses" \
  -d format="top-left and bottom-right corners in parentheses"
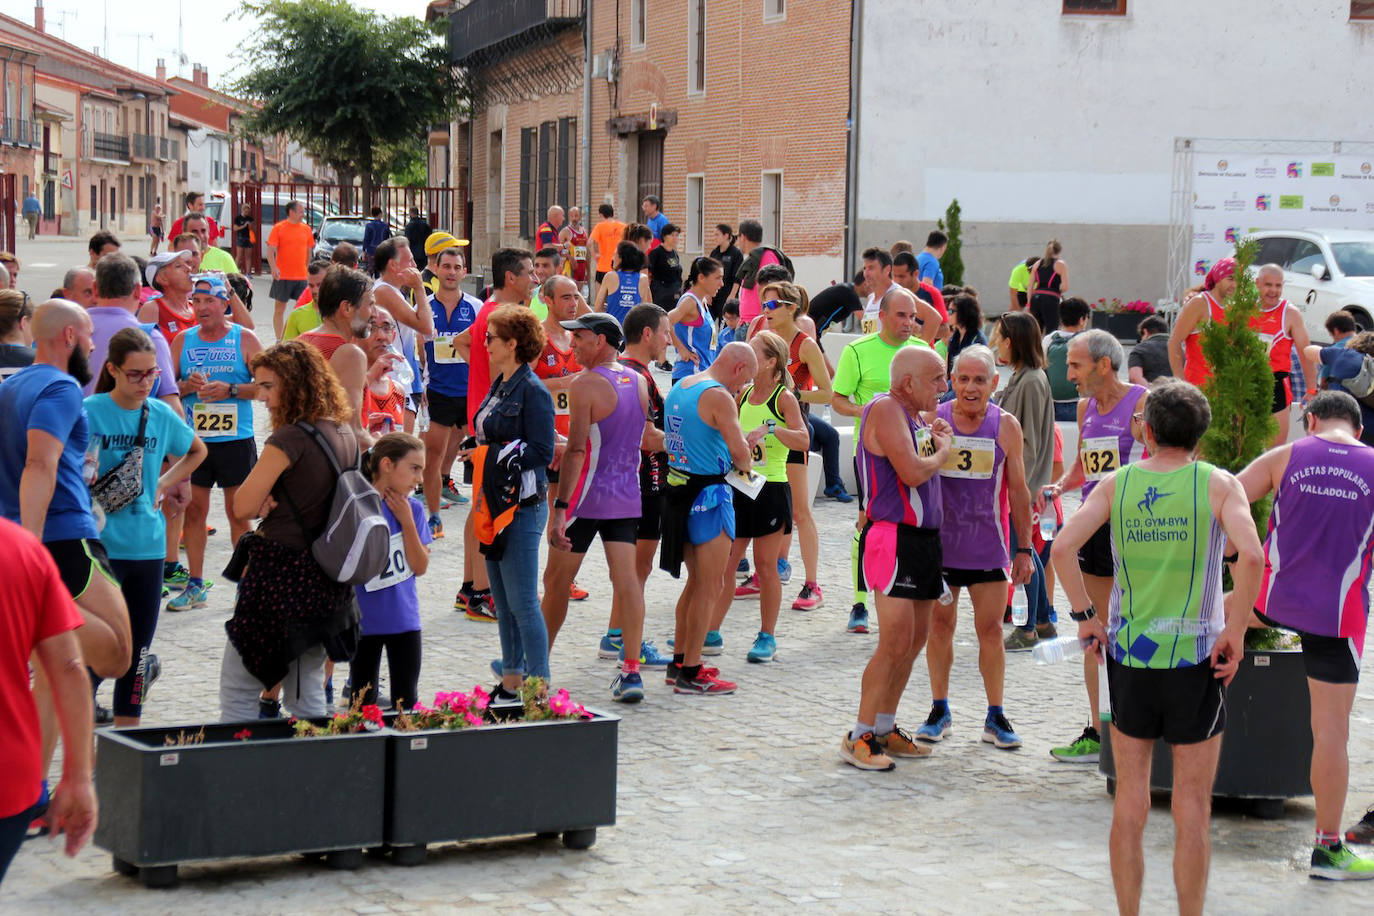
top-left (485, 332), bottom-right (505, 345)
top-left (761, 300), bottom-right (786, 311)
top-left (117, 366), bottom-right (161, 385)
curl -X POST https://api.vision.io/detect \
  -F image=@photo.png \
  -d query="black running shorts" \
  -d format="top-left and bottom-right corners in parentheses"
top-left (1107, 656), bottom-right (1226, 745)
top-left (1078, 521), bottom-right (1114, 578)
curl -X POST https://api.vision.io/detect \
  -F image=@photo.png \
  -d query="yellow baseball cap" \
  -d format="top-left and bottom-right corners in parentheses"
top-left (424, 231), bottom-right (470, 256)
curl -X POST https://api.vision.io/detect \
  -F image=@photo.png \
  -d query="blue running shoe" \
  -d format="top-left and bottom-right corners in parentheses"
top-left (746, 631), bottom-right (777, 663)
top-left (702, 630), bottom-right (724, 656)
top-left (846, 603), bottom-right (869, 634)
top-left (777, 558), bottom-right (792, 584)
top-left (736, 557), bottom-right (751, 579)
top-left (982, 713), bottom-right (1022, 750)
top-left (824, 483), bottom-right (854, 503)
top-left (915, 706), bottom-right (952, 743)
top-left (611, 671), bottom-right (644, 703)
top-left (598, 634), bottom-right (624, 659)
top-left (490, 658), bottom-right (502, 679)
top-left (625, 640), bottom-right (671, 667)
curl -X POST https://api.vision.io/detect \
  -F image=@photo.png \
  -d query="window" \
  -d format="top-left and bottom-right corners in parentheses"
top-left (636, 130), bottom-right (664, 209)
top-left (1354, 1), bottom-right (1374, 19)
top-left (90, 185), bottom-right (97, 221)
top-left (557, 117), bottom-right (577, 208)
top-left (1062, 0), bottom-right (1126, 13)
top-left (1288, 240), bottom-right (1326, 274)
top-left (519, 126), bottom-right (537, 238)
top-left (538, 120), bottom-right (556, 217)
top-left (631, 0), bottom-right (647, 49)
top-left (126, 175), bottom-right (134, 203)
top-left (685, 175), bottom-right (704, 254)
top-left (688, 0), bottom-right (706, 94)
top-left (764, 0), bottom-right (785, 21)
top-left (137, 176), bottom-right (145, 209)
top-left (761, 171), bottom-right (782, 248)
top-left (488, 130), bottom-right (504, 236)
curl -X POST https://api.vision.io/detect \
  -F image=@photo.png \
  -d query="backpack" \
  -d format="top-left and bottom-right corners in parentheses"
top-left (1339, 352), bottom-right (1374, 409)
top-left (283, 422), bottom-right (391, 585)
top-left (1046, 331), bottom-right (1077, 401)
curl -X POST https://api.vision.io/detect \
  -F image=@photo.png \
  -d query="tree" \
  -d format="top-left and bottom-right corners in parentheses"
top-left (232, 0), bottom-right (462, 206)
top-left (936, 198), bottom-right (964, 286)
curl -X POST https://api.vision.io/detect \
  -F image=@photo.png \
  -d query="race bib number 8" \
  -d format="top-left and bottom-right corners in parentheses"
top-left (939, 435), bottom-right (995, 479)
top-left (553, 390), bottom-right (571, 417)
top-left (192, 403), bottom-right (238, 439)
top-left (364, 532), bottom-right (412, 593)
top-left (1081, 435), bottom-right (1120, 481)
top-left (432, 335), bottom-right (464, 364)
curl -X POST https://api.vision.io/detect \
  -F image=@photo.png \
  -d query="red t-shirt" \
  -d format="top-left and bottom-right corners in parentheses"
top-left (465, 299), bottom-right (500, 428)
top-left (918, 280), bottom-right (948, 322)
top-left (169, 214), bottom-right (221, 243)
top-left (0, 519), bottom-right (83, 818)
top-left (534, 333), bottom-right (582, 437)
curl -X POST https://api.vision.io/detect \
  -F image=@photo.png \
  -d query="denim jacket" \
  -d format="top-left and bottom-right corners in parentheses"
top-left (475, 362), bottom-right (555, 499)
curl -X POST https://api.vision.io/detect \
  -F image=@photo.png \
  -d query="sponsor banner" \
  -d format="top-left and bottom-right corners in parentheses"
top-left (1190, 154), bottom-right (1374, 279)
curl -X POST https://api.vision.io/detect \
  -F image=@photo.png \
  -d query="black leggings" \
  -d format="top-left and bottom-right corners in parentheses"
top-left (105, 558), bottom-right (164, 719)
top-left (350, 630), bottom-right (422, 710)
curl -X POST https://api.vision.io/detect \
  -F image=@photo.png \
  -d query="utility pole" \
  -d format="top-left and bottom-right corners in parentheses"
top-left (121, 32), bottom-right (154, 73)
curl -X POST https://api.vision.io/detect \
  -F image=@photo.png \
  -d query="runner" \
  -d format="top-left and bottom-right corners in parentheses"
top-left (529, 247), bottom-right (562, 320)
top-left (169, 275), bottom-right (263, 611)
top-left (706, 331), bottom-right (809, 663)
top-left (267, 200), bottom-right (315, 339)
top-left (593, 241), bottom-right (650, 325)
top-left (1168, 257), bottom-right (1237, 385)
top-left (559, 207), bottom-right (591, 294)
top-left (858, 247), bottom-right (894, 334)
top-left (361, 307), bottom-right (408, 437)
top-left (587, 204), bottom-right (626, 288)
top-left (138, 250), bottom-right (196, 341)
top-left (915, 345), bottom-right (1034, 749)
top-left (1236, 391), bottom-right (1374, 879)
top-left (281, 259), bottom-right (329, 341)
top-left (1253, 263), bottom-right (1316, 445)
top-left (1051, 379), bottom-right (1260, 915)
top-left (831, 286), bottom-right (927, 634)
top-left (371, 237), bottom-right (436, 433)
top-left (1043, 329), bottom-right (1148, 763)
top-left (1027, 239), bottom-right (1067, 333)
top-left (661, 342), bottom-right (757, 695)
top-left (536, 206), bottom-right (564, 251)
top-left (420, 246), bottom-right (480, 538)
top-left (298, 265), bottom-right (378, 446)
top-left (542, 314), bottom-right (656, 702)
top-left (666, 256), bottom-right (724, 382)
top-left (840, 346), bottom-right (951, 770)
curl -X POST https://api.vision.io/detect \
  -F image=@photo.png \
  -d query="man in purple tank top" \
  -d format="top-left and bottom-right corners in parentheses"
top-left (1238, 391), bottom-right (1374, 878)
top-left (915, 346), bottom-right (1034, 751)
top-left (543, 313), bottom-right (656, 704)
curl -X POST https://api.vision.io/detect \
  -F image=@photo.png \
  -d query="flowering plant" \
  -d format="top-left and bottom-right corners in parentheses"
top-left (519, 677), bottom-right (591, 722)
top-left (392, 686), bottom-right (491, 731)
top-left (1092, 297), bottom-right (1154, 315)
top-left (292, 685), bottom-right (386, 737)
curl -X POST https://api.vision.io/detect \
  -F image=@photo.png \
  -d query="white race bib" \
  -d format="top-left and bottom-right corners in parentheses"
top-left (192, 402), bottom-right (238, 439)
top-left (552, 389), bottom-right (571, 417)
top-left (750, 440), bottom-right (767, 467)
top-left (364, 531), bottom-right (413, 593)
top-left (861, 316), bottom-right (879, 335)
top-left (1081, 435), bottom-right (1120, 481)
top-left (572, 245), bottom-right (588, 260)
top-left (432, 335), bottom-right (465, 364)
top-left (939, 435), bottom-right (996, 479)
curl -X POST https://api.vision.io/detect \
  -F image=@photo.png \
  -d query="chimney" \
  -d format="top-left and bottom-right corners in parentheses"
top-left (156, 58), bottom-right (166, 82)
top-left (34, 1), bottom-right (43, 33)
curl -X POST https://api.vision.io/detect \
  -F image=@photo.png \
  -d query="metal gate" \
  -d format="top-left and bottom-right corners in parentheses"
top-left (229, 181), bottom-right (462, 254)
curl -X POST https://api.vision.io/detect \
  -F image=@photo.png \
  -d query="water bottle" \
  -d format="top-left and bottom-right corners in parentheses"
top-left (415, 398), bottom-right (430, 434)
top-left (83, 437), bottom-right (101, 485)
top-left (1011, 584), bottom-right (1029, 626)
top-left (1032, 635), bottom-right (1091, 665)
top-left (1039, 512), bottom-right (1056, 542)
top-left (938, 578), bottom-right (953, 605)
top-left (388, 343), bottom-right (415, 389)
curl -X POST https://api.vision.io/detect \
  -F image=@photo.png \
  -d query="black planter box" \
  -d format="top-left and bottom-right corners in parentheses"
top-left (1090, 311), bottom-right (1146, 342)
top-left (385, 710), bottom-right (618, 863)
top-left (1099, 650), bottom-right (1313, 817)
top-left (95, 719), bottom-right (387, 886)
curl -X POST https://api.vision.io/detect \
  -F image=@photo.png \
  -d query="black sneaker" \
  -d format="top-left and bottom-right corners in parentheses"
top-left (258, 696), bottom-right (282, 719)
top-left (489, 685), bottom-right (522, 720)
top-left (1348, 806), bottom-right (1374, 846)
top-left (94, 704), bottom-right (113, 725)
top-left (664, 661), bottom-right (681, 685)
top-left (144, 654), bottom-right (161, 693)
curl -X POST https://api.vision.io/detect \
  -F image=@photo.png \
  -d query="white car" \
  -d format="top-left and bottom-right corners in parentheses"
top-left (1249, 229), bottom-right (1374, 343)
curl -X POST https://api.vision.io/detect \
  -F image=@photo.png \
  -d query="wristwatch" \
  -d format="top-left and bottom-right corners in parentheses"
top-left (228, 383), bottom-right (240, 399)
top-left (1015, 546), bottom-right (1034, 556)
top-left (765, 419), bottom-right (777, 433)
top-left (1069, 605), bottom-right (1098, 622)
top-left (553, 498), bottom-right (570, 510)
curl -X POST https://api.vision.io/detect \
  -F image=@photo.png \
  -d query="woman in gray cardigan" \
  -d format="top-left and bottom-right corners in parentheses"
top-left (992, 311), bottom-right (1056, 648)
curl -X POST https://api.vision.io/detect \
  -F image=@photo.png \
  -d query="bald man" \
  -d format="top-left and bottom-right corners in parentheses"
top-left (537, 205), bottom-right (565, 250)
top-left (61, 267), bottom-right (96, 308)
top-left (662, 341), bottom-right (757, 695)
top-left (840, 346), bottom-right (953, 770)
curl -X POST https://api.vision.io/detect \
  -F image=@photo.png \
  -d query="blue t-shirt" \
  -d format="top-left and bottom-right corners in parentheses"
top-left (83, 395), bottom-right (195, 560)
top-left (354, 496), bottom-right (431, 635)
top-left (425, 292), bottom-right (480, 397)
top-left (646, 212), bottom-right (669, 240)
top-left (0, 364), bottom-right (97, 542)
top-left (917, 251), bottom-right (944, 291)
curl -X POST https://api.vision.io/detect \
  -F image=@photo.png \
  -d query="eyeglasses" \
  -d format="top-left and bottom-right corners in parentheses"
top-left (368, 321), bottom-right (397, 335)
top-left (761, 300), bottom-right (785, 311)
top-left (117, 366), bottom-right (161, 385)
top-left (1131, 412), bottom-right (1143, 422)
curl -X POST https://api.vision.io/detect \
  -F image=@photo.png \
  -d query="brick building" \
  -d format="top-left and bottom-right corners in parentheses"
top-left (438, 0), bottom-right (851, 289)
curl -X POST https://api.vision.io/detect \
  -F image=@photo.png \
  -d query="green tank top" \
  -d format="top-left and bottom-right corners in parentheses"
top-left (738, 383), bottom-right (790, 483)
top-left (1109, 461), bottom-right (1225, 669)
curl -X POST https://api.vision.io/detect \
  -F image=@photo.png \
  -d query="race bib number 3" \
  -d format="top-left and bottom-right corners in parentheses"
top-left (553, 390), bottom-right (571, 417)
top-left (192, 403), bottom-right (238, 439)
top-left (432, 335), bottom-right (465, 364)
top-left (1081, 435), bottom-right (1120, 481)
top-left (364, 532), bottom-right (412, 593)
top-left (939, 435), bottom-right (996, 479)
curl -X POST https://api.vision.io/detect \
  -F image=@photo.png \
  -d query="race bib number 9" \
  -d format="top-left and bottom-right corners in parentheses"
top-left (364, 532), bottom-right (412, 593)
top-left (939, 435), bottom-right (995, 479)
top-left (432, 335), bottom-right (464, 364)
top-left (751, 441), bottom-right (767, 467)
top-left (192, 403), bottom-right (237, 439)
top-left (553, 390), bottom-right (571, 417)
top-left (1081, 435), bottom-right (1120, 481)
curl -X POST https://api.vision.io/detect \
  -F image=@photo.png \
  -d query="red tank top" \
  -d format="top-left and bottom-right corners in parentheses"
top-left (1254, 300), bottom-right (1294, 373)
top-left (363, 379), bottom-right (406, 433)
top-left (535, 333), bottom-right (582, 436)
top-left (156, 295), bottom-right (195, 342)
top-left (787, 330), bottom-right (814, 392)
top-left (299, 330), bottom-right (347, 362)
top-left (565, 225), bottom-right (589, 281)
top-left (1183, 292), bottom-right (1226, 386)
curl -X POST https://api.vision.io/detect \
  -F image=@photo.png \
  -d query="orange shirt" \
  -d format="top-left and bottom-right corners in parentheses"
top-left (267, 220), bottom-right (315, 280)
top-left (589, 219), bottom-right (626, 273)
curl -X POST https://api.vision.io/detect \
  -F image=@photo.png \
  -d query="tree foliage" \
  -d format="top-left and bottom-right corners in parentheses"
top-left (936, 198), bottom-right (964, 286)
top-left (232, 0), bottom-right (462, 202)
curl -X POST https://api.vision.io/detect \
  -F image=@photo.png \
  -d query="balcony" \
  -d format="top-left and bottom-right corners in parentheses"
top-left (160, 137), bottom-right (178, 161)
top-left (132, 133), bottom-right (157, 160)
top-left (449, 0), bottom-right (583, 68)
top-left (0, 117), bottom-right (39, 147)
top-left (90, 130), bottom-right (130, 162)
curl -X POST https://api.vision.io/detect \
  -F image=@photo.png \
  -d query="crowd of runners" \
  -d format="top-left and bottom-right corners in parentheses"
top-left (0, 199), bottom-right (1373, 904)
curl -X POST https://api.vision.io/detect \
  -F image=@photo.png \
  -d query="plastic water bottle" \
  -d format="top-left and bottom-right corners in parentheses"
top-left (415, 399), bottom-right (430, 434)
top-left (1032, 635), bottom-right (1091, 665)
top-left (938, 578), bottom-right (953, 605)
top-left (1011, 584), bottom-right (1029, 626)
top-left (83, 438), bottom-right (101, 485)
top-left (1039, 511), bottom-right (1056, 542)
top-left (388, 344), bottom-right (414, 389)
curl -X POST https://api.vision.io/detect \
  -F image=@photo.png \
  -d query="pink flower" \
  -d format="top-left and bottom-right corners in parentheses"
top-left (470, 685), bottom-right (490, 711)
top-left (464, 712), bottom-right (482, 727)
top-left (362, 704), bottom-right (384, 725)
top-left (410, 701), bottom-right (431, 714)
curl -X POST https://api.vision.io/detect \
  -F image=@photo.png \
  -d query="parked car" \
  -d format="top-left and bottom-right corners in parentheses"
top-left (1249, 229), bottom-right (1374, 342)
top-left (311, 214), bottom-right (396, 262)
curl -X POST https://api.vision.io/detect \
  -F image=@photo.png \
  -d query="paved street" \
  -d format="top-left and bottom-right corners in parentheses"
top-left (4, 236), bottom-right (1372, 913)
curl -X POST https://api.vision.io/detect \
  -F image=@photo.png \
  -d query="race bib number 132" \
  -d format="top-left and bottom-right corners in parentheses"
top-left (1081, 435), bottom-right (1120, 481)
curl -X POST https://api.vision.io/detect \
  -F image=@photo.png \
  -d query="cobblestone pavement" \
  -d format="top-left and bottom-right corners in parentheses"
top-left (5, 240), bottom-right (1372, 912)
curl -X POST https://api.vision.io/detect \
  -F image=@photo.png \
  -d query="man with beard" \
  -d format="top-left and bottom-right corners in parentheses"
top-left (299, 265), bottom-right (377, 446)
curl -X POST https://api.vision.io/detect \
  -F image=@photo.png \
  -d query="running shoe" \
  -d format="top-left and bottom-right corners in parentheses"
top-left (839, 731), bottom-right (895, 771)
top-left (453, 584), bottom-right (474, 612)
top-left (166, 582), bottom-right (211, 611)
top-left (258, 696), bottom-right (281, 719)
top-left (144, 654), bottom-right (160, 694)
top-left (161, 585), bottom-right (170, 599)
top-left (875, 726), bottom-right (932, 759)
top-left (982, 713), bottom-right (1023, 750)
top-left (777, 558), bottom-right (792, 583)
top-left (625, 640), bottom-right (672, 667)
top-left (206, 524), bottom-right (217, 537)
top-left (442, 480), bottom-right (469, 505)
top-left (438, 492), bottom-right (455, 510)
top-left (1310, 841), bottom-right (1374, 880)
top-left (598, 634), bottom-right (624, 659)
top-left (94, 704), bottom-right (113, 725)
top-left (570, 581), bottom-right (589, 601)
top-left (1050, 727), bottom-right (1101, 763)
top-left (465, 593), bottom-right (497, 622)
top-left (489, 685), bottom-right (523, 720)
top-left (792, 581), bottom-right (824, 611)
top-left (1004, 627), bottom-right (1038, 652)
top-left (673, 668), bottom-right (737, 695)
top-left (428, 514), bottom-right (444, 540)
top-left (324, 676), bottom-right (334, 708)
top-left (664, 662), bottom-right (719, 685)
top-left (702, 630), bottom-right (724, 656)
top-left (735, 575), bottom-right (761, 598)
top-left (736, 557), bottom-right (751, 579)
top-left (611, 671), bottom-right (645, 703)
top-left (824, 484), bottom-right (854, 503)
top-left (915, 706), bottom-right (952, 743)
top-left (1036, 622), bottom-right (1059, 640)
top-left (846, 603), bottom-right (869, 634)
top-left (163, 563), bottom-right (190, 588)
top-left (1346, 806), bottom-right (1374, 845)
top-left (746, 632), bottom-right (776, 663)
top-left (489, 658), bottom-right (503, 679)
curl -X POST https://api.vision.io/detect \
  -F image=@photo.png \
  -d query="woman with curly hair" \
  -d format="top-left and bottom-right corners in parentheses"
top-left (219, 339), bottom-right (361, 720)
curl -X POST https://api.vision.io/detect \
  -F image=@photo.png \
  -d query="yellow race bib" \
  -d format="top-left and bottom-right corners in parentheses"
top-left (553, 389), bottom-right (571, 417)
top-left (192, 402), bottom-right (237, 439)
top-left (939, 435), bottom-right (996, 479)
top-left (432, 335), bottom-right (464, 364)
top-left (1081, 435), bottom-right (1120, 481)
